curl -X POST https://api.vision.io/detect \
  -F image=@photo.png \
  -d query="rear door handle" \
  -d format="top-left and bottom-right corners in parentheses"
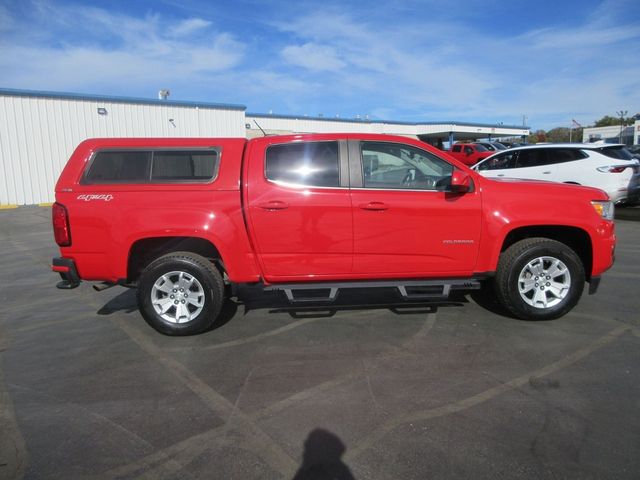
top-left (359, 202), bottom-right (389, 211)
top-left (257, 200), bottom-right (289, 210)
top-left (542, 171), bottom-right (552, 174)
top-left (497, 174), bottom-right (505, 177)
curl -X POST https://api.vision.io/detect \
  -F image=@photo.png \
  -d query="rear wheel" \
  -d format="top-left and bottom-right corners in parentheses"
top-left (494, 238), bottom-right (585, 320)
top-left (137, 252), bottom-right (224, 335)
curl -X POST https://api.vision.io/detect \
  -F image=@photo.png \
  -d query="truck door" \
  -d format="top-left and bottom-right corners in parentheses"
top-left (245, 139), bottom-right (353, 280)
top-left (349, 140), bottom-right (482, 276)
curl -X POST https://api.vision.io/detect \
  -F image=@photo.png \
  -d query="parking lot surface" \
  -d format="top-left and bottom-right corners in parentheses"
top-left (1, 206), bottom-right (639, 480)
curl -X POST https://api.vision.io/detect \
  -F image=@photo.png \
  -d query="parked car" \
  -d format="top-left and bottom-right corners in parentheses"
top-left (52, 134), bottom-right (616, 335)
top-left (448, 142), bottom-right (493, 165)
top-left (476, 141), bottom-right (507, 152)
top-left (500, 141), bottom-right (525, 148)
top-left (473, 143), bottom-right (640, 205)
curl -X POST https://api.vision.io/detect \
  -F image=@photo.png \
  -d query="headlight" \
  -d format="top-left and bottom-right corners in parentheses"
top-left (591, 200), bottom-right (614, 221)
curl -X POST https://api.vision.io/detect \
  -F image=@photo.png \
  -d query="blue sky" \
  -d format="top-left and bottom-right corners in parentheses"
top-left (1, 0), bottom-right (639, 130)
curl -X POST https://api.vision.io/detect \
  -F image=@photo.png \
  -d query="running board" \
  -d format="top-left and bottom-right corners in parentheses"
top-left (264, 279), bottom-right (482, 304)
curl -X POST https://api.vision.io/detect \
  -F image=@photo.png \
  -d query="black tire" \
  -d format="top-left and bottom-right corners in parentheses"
top-left (137, 251), bottom-right (225, 335)
top-left (494, 238), bottom-right (585, 320)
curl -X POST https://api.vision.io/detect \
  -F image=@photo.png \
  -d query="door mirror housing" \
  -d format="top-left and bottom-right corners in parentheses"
top-left (450, 170), bottom-right (473, 193)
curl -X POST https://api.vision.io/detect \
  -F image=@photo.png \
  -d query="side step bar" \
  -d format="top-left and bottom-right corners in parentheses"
top-left (265, 279), bottom-right (482, 303)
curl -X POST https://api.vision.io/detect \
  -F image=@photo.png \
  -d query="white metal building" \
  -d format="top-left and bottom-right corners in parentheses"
top-left (582, 120), bottom-right (640, 145)
top-left (0, 88), bottom-right (246, 206)
top-left (246, 113), bottom-right (529, 144)
top-left (1, 88), bottom-right (529, 206)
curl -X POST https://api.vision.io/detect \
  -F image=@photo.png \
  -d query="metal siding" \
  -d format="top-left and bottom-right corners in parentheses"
top-left (0, 94), bottom-right (246, 205)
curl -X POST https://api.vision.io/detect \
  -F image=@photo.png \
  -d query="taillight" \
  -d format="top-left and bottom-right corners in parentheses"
top-left (52, 202), bottom-right (71, 246)
top-left (597, 165), bottom-right (629, 173)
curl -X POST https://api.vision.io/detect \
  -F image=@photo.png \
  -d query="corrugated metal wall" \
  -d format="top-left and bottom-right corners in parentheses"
top-left (0, 92), bottom-right (246, 205)
top-left (246, 115), bottom-right (418, 136)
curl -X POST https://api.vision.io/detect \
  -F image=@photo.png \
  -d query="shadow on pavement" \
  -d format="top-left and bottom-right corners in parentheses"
top-left (292, 428), bottom-right (355, 480)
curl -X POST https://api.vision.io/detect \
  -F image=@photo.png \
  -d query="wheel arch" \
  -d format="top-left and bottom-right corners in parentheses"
top-left (127, 236), bottom-right (224, 283)
top-left (501, 226), bottom-right (593, 280)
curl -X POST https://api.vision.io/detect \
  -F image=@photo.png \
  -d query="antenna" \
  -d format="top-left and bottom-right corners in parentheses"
top-left (253, 119), bottom-right (268, 137)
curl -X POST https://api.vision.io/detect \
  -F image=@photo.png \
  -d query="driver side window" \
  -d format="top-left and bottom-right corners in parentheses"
top-left (361, 142), bottom-right (453, 190)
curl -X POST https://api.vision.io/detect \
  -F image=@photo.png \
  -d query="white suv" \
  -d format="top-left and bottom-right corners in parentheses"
top-left (473, 144), bottom-right (640, 205)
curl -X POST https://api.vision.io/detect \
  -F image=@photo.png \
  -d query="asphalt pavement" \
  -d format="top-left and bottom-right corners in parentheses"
top-left (1, 206), bottom-right (639, 480)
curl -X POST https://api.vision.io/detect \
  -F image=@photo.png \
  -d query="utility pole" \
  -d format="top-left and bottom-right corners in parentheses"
top-left (617, 110), bottom-right (628, 144)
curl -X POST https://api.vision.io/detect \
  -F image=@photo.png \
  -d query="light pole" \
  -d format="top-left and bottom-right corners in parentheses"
top-left (617, 110), bottom-right (628, 144)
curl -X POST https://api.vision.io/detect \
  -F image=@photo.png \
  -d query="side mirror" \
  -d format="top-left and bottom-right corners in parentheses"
top-left (450, 170), bottom-right (473, 193)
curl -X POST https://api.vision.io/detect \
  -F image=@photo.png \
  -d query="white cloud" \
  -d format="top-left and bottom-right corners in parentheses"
top-left (523, 24), bottom-right (639, 50)
top-left (281, 43), bottom-right (346, 71)
top-left (169, 17), bottom-right (212, 37)
top-left (1, 1), bottom-right (638, 128)
top-left (0, 3), bottom-right (245, 94)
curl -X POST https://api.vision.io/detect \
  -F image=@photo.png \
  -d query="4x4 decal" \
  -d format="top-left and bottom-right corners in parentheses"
top-left (77, 194), bottom-right (113, 202)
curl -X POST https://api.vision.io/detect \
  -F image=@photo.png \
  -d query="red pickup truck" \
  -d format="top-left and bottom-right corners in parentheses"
top-left (52, 134), bottom-right (616, 335)
top-left (448, 142), bottom-right (494, 166)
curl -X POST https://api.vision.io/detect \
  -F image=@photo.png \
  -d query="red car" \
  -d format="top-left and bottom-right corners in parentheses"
top-left (448, 143), bottom-right (494, 166)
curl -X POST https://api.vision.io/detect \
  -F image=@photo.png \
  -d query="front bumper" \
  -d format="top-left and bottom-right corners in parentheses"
top-left (52, 257), bottom-right (80, 289)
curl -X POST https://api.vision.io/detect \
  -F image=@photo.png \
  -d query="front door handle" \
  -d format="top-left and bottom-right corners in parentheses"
top-left (257, 200), bottom-right (289, 210)
top-left (497, 174), bottom-right (505, 177)
top-left (542, 171), bottom-right (552, 174)
top-left (359, 202), bottom-right (388, 211)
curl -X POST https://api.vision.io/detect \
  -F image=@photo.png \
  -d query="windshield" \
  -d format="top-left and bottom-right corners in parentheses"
top-left (475, 144), bottom-right (489, 152)
top-left (492, 142), bottom-right (507, 150)
top-left (597, 146), bottom-right (635, 160)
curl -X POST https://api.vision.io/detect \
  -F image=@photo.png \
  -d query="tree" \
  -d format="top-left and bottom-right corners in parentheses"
top-left (593, 114), bottom-right (635, 127)
top-left (545, 127), bottom-right (583, 143)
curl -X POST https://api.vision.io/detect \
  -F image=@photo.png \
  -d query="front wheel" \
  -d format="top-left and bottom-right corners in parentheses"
top-left (494, 238), bottom-right (585, 320)
top-left (137, 252), bottom-right (225, 335)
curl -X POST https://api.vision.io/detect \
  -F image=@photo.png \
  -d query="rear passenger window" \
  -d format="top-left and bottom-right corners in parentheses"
top-left (546, 148), bottom-right (587, 163)
top-left (515, 150), bottom-right (549, 168)
top-left (83, 149), bottom-right (219, 184)
top-left (265, 142), bottom-right (340, 187)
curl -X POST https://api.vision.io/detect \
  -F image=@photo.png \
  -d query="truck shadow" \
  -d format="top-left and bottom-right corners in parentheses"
top-left (96, 288), bottom-right (238, 332)
top-left (96, 284), bottom-right (512, 329)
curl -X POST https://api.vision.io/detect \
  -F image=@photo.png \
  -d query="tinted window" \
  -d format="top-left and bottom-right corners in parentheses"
top-left (452, 145), bottom-right (462, 153)
top-left (84, 149), bottom-right (219, 184)
top-left (265, 142), bottom-right (340, 187)
top-left (477, 151), bottom-right (516, 170)
top-left (474, 144), bottom-right (488, 152)
top-left (597, 146), bottom-right (635, 160)
top-left (361, 142), bottom-right (453, 190)
top-left (84, 151), bottom-right (151, 183)
top-left (546, 148), bottom-right (587, 164)
top-left (152, 151), bottom-right (218, 180)
top-left (515, 149), bottom-right (550, 168)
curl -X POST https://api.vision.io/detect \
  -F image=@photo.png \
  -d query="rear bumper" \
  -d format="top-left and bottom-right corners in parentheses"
top-left (52, 257), bottom-right (80, 289)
